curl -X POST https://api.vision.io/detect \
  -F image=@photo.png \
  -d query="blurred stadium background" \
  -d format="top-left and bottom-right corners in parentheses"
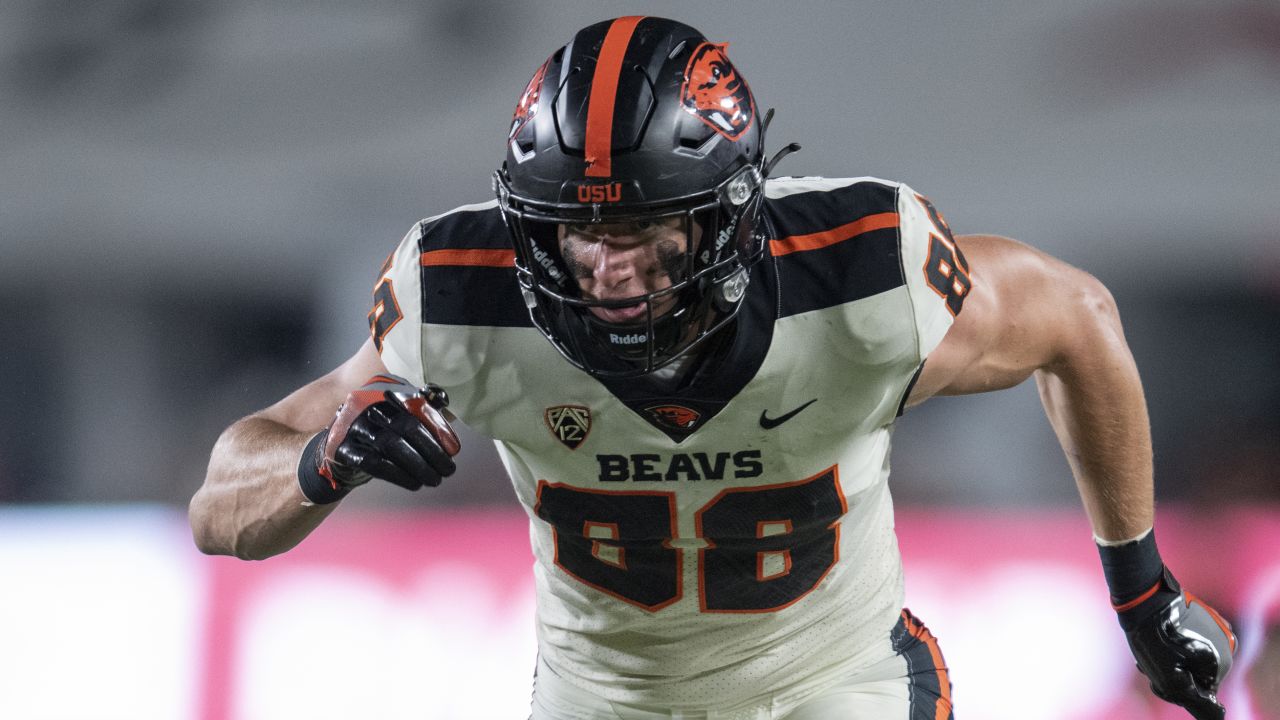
top-left (1, 1), bottom-right (1277, 718)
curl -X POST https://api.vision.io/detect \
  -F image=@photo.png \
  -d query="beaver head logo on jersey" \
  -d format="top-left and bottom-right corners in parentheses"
top-left (645, 404), bottom-right (701, 431)
top-left (680, 42), bottom-right (754, 141)
top-left (510, 57), bottom-right (549, 140)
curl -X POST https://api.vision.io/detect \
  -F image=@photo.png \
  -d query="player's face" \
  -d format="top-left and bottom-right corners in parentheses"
top-left (557, 217), bottom-right (696, 324)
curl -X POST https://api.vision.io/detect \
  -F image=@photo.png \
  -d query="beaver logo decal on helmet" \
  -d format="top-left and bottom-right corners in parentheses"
top-left (509, 57), bottom-right (549, 140)
top-left (680, 42), bottom-right (754, 140)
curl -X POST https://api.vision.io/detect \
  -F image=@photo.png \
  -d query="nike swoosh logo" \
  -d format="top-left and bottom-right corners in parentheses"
top-left (759, 399), bottom-right (818, 429)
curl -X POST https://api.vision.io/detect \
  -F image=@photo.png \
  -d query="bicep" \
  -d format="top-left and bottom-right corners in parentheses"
top-left (907, 234), bottom-right (1107, 406)
top-left (255, 338), bottom-right (389, 431)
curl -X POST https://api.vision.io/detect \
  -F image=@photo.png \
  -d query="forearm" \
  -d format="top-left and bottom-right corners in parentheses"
top-left (918, 235), bottom-right (1234, 713)
top-left (189, 416), bottom-right (337, 560)
top-left (1034, 286), bottom-right (1154, 541)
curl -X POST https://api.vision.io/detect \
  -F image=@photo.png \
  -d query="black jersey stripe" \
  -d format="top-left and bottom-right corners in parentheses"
top-left (765, 178), bottom-right (899, 237)
top-left (419, 265), bottom-right (528, 327)
top-left (890, 617), bottom-right (924, 718)
top-left (416, 202), bottom-right (509, 251)
top-left (892, 609), bottom-right (954, 720)
top-left (769, 211), bottom-right (898, 257)
top-left (764, 179), bottom-right (906, 318)
top-left (772, 225), bottom-right (902, 318)
top-left (416, 205), bottom-right (530, 327)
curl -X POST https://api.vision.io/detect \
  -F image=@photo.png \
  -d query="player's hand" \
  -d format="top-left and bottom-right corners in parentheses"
top-left (312, 374), bottom-right (460, 493)
top-left (1119, 570), bottom-right (1236, 720)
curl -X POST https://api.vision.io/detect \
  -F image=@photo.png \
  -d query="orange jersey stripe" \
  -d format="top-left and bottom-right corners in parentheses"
top-left (921, 627), bottom-right (952, 720)
top-left (904, 612), bottom-right (953, 720)
top-left (420, 249), bottom-right (516, 268)
top-left (584, 16), bottom-right (644, 178)
top-left (769, 212), bottom-right (899, 257)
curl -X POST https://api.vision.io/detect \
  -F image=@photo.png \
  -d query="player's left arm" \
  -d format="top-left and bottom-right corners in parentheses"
top-left (907, 233), bottom-right (1151, 539)
top-left (908, 233), bottom-right (1236, 720)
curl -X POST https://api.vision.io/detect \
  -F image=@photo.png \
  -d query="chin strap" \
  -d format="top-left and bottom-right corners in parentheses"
top-left (765, 142), bottom-right (802, 178)
top-left (759, 107), bottom-right (802, 179)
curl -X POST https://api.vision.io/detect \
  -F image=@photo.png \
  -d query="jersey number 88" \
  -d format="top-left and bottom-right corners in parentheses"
top-left (535, 468), bottom-right (846, 612)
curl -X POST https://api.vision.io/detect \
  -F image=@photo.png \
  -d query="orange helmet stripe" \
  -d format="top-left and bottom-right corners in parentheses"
top-left (584, 16), bottom-right (645, 178)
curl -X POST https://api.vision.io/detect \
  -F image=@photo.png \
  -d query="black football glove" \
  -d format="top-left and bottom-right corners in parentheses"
top-left (298, 374), bottom-right (460, 503)
top-left (1117, 568), bottom-right (1237, 720)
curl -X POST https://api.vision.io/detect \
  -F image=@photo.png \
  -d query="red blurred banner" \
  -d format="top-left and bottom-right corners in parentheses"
top-left (197, 507), bottom-right (1280, 720)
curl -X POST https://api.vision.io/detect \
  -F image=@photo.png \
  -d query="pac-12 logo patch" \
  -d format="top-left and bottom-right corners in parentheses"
top-left (545, 405), bottom-right (591, 449)
top-left (645, 404), bottom-right (701, 431)
top-left (680, 42), bottom-right (754, 141)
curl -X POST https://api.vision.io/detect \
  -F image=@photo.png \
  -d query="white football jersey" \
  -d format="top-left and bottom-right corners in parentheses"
top-left (372, 177), bottom-right (969, 710)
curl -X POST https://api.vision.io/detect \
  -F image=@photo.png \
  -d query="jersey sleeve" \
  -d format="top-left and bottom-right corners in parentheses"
top-left (369, 222), bottom-right (426, 386)
top-left (896, 184), bottom-right (972, 363)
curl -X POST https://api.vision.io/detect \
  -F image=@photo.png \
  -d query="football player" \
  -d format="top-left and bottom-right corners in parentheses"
top-left (190, 16), bottom-right (1236, 719)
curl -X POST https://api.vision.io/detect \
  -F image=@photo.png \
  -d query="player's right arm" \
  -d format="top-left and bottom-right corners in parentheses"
top-left (192, 220), bottom-right (458, 560)
top-left (188, 339), bottom-right (388, 560)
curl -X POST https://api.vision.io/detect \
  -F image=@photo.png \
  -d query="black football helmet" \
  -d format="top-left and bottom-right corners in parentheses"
top-left (494, 16), bottom-right (781, 377)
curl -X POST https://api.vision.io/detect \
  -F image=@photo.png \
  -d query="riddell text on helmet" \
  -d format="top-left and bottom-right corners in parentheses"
top-left (530, 243), bottom-right (564, 281)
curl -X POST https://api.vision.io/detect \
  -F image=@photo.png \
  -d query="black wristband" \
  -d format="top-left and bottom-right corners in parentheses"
top-left (1097, 529), bottom-right (1180, 629)
top-left (297, 430), bottom-right (351, 505)
top-left (1097, 529), bottom-right (1164, 601)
